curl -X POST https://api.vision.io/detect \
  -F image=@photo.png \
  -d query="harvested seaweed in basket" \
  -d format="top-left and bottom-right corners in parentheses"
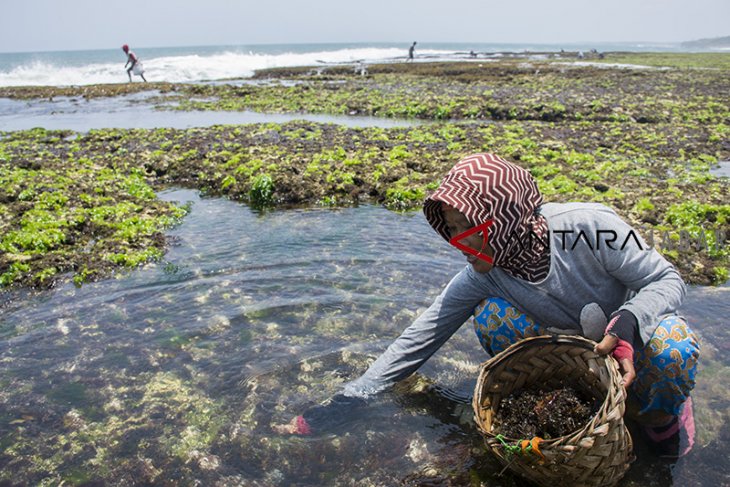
top-left (494, 386), bottom-right (597, 439)
top-left (474, 336), bottom-right (634, 487)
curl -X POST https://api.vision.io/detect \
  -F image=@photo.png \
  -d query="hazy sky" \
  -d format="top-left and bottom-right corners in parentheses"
top-left (3, 0), bottom-right (729, 52)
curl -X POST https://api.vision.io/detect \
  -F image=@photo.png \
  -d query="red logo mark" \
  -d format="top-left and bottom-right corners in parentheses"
top-left (449, 220), bottom-right (494, 264)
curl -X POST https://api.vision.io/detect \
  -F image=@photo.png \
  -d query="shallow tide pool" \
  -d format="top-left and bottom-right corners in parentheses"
top-left (0, 189), bottom-right (727, 486)
top-left (0, 92), bottom-right (419, 132)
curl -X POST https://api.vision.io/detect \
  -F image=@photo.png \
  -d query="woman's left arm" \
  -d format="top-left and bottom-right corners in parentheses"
top-left (341, 265), bottom-right (491, 397)
top-left (587, 208), bottom-right (685, 386)
top-left (595, 210), bottom-right (686, 345)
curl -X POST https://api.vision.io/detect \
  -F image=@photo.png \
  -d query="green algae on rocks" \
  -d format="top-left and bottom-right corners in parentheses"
top-left (1, 56), bottom-right (728, 287)
top-left (1, 119), bottom-right (727, 287)
top-left (154, 57), bottom-right (730, 126)
top-left (0, 128), bottom-right (188, 289)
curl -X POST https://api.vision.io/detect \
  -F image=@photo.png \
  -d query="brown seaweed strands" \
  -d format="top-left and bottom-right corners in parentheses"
top-left (495, 386), bottom-right (596, 439)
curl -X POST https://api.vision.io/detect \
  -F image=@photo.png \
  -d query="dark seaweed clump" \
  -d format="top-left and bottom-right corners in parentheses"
top-left (495, 387), bottom-right (596, 439)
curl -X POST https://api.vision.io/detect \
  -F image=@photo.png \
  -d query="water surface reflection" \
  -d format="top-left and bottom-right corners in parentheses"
top-left (0, 92), bottom-right (419, 132)
top-left (0, 189), bottom-right (726, 485)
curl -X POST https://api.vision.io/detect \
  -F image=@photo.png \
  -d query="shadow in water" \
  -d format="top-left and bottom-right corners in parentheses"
top-left (0, 191), bottom-right (726, 485)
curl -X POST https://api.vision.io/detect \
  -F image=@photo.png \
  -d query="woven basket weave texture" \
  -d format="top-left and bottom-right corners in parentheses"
top-left (473, 335), bottom-right (634, 487)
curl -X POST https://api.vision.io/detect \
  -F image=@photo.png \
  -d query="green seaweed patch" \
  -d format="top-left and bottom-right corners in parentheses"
top-left (0, 129), bottom-right (188, 289)
top-left (384, 176), bottom-right (429, 211)
top-left (249, 173), bottom-right (276, 208)
top-left (1, 370), bottom-right (228, 484)
top-left (151, 58), bottom-right (730, 126)
top-left (1, 75), bottom-right (728, 286)
top-left (588, 52), bottom-right (730, 70)
top-left (0, 82), bottom-right (180, 100)
top-left (141, 372), bottom-right (227, 461)
top-left (46, 381), bottom-right (89, 409)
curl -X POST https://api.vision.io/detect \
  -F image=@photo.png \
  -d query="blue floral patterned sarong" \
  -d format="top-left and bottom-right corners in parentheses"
top-left (472, 297), bottom-right (699, 417)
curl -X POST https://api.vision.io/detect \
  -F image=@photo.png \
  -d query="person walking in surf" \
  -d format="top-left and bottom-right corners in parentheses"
top-left (122, 44), bottom-right (147, 82)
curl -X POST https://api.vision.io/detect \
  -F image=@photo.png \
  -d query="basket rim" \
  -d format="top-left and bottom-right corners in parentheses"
top-left (472, 334), bottom-right (625, 445)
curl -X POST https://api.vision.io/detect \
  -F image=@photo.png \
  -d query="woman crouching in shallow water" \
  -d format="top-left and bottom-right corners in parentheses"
top-left (274, 153), bottom-right (699, 458)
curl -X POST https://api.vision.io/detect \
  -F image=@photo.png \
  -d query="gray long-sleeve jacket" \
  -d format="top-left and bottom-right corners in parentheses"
top-left (343, 202), bottom-right (686, 397)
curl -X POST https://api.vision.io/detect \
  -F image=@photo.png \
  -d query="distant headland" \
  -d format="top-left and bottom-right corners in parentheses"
top-left (681, 35), bottom-right (730, 49)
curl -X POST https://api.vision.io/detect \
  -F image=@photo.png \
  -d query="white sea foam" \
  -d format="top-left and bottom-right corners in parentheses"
top-left (0, 47), bottom-right (418, 87)
top-left (0, 42), bottom-right (689, 87)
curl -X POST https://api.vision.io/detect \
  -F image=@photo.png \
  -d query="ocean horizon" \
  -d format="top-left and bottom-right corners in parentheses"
top-left (0, 40), bottom-right (711, 87)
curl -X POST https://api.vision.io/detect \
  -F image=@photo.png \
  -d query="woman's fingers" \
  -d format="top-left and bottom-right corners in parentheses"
top-left (619, 358), bottom-right (636, 387)
top-left (594, 335), bottom-right (635, 387)
top-left (593, 334), bottom-right (618, 355)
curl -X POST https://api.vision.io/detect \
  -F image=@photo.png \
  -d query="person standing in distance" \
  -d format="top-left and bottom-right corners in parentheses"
top-left (408, 42), bottom-right (417, 61)
top-left (122, 44), bottom-right (147, 82)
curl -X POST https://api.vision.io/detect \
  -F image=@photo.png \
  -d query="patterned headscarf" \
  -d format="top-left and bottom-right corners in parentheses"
top-left (423, 153), bottom-right (550, 282)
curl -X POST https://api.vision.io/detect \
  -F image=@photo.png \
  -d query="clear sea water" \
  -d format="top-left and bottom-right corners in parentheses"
top-left (0, 190), bottom-right (727, 485)
top-left (0, 41), bottom-right (699, 87)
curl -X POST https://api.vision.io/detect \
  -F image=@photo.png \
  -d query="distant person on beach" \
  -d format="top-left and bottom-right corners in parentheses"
top-left (122, 44), bottom-right (147, 82)
top-left (408, 42), bottom-right (417, 61)
top-left (273, 153), bottom-right (699, 459)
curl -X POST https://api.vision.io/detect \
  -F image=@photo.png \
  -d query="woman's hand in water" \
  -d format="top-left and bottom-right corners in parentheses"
top-left (271, 415), bottom-right (312, 435)
top-left (271, 394), bottom-right (367, 435)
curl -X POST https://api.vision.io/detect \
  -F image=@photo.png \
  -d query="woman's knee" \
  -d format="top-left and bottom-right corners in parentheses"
top-left (472, 297), bottom-right (541, 354)
top-left (641, 316), bottom-right (700, 373)
top-left (632, 316), bottom-right (700, 416)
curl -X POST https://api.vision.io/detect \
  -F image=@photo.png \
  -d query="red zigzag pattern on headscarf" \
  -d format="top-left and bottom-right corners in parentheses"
top-left (424, 154), bottom-right (550, 282)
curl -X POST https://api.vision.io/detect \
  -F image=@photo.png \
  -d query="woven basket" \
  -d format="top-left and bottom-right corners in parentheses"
top-left (473, 335), bottom-right (633, 487)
